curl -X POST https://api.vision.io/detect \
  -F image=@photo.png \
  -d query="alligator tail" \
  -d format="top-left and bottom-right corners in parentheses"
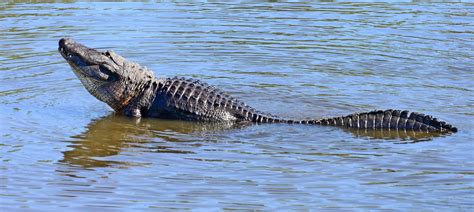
top-left (306, 109), bottom-right (457, 133)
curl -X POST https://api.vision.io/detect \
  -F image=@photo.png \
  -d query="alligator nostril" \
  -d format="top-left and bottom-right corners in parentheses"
top-left (59, 38), bottom-right (73, 48)
top-left (59, 38), bottom-right (67, 47)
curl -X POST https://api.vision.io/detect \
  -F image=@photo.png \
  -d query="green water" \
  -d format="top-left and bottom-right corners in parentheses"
top-left (1, 2), bottom-right (473, 210)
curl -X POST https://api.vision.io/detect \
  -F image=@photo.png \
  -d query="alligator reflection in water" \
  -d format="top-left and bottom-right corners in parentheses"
top-left (344, 128), bottom-right (449, 142)
top-left (60, 114), bottom-right (244, 168)
top-left (61, 114), bottom-right (451, 168)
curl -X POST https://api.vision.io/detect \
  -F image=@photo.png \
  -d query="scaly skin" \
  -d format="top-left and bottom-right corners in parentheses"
top-left (58, 38), bottom-right (457, 133)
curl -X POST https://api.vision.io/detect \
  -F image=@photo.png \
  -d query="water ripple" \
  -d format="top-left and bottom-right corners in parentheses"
top-left (0, 2), bottom-right (473, 211)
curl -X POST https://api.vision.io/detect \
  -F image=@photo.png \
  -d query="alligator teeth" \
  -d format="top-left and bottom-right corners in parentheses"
top-left (59, 47), bottom-right (72, 57)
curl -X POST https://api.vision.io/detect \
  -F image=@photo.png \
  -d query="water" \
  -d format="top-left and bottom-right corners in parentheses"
top-left (1, 2), bottom-right (473, 210)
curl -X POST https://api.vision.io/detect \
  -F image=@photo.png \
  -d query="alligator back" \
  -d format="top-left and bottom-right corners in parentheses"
top-left (145, 77), bottom-right (457, 133)
top-left (147, 77), bottom-right (277, 122)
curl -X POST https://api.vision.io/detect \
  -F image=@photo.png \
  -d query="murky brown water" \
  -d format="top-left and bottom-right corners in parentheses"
top-left (1, 2), bottom-right (473, 210)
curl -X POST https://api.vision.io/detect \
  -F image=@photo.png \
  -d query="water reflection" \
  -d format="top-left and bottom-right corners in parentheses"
top-left (61, 113), bottom-right (452, 168)
top-left (345, 128), bottom-right (451, 143)
top-left (60, 114), bottom-right (245, 168)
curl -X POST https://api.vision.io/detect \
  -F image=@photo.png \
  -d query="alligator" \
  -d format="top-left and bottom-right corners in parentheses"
top-left (58, 38), bottom-right (457, 134)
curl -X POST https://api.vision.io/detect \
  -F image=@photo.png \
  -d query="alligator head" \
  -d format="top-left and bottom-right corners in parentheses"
top-left (58, 38), bottom-right (155, 111)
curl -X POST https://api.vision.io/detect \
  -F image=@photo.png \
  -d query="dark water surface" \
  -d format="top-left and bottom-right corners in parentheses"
top-left (1, 2), bottom-right (473, 210)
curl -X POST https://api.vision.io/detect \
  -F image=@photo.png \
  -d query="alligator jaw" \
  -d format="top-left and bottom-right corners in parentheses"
top-left (58, 38), bottom-right (159, 114)
top-left (58, 38), bottom-right (110, 78)
top-left (58, 38), bottom-right (124, 110)
top-left (59, 38), bottom-right (101, 61)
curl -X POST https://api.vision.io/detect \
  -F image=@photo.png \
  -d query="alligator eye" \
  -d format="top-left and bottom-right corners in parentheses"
top-left (99, 65), bottom-right (119, 81)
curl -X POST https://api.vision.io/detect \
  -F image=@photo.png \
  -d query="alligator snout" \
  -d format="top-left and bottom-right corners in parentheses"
top-left (58, 37), bottom-right (77, 53)
top-left (58, 38), bottom-right (96, 60)
top-left (59, 37), bottom-right (71, 47)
